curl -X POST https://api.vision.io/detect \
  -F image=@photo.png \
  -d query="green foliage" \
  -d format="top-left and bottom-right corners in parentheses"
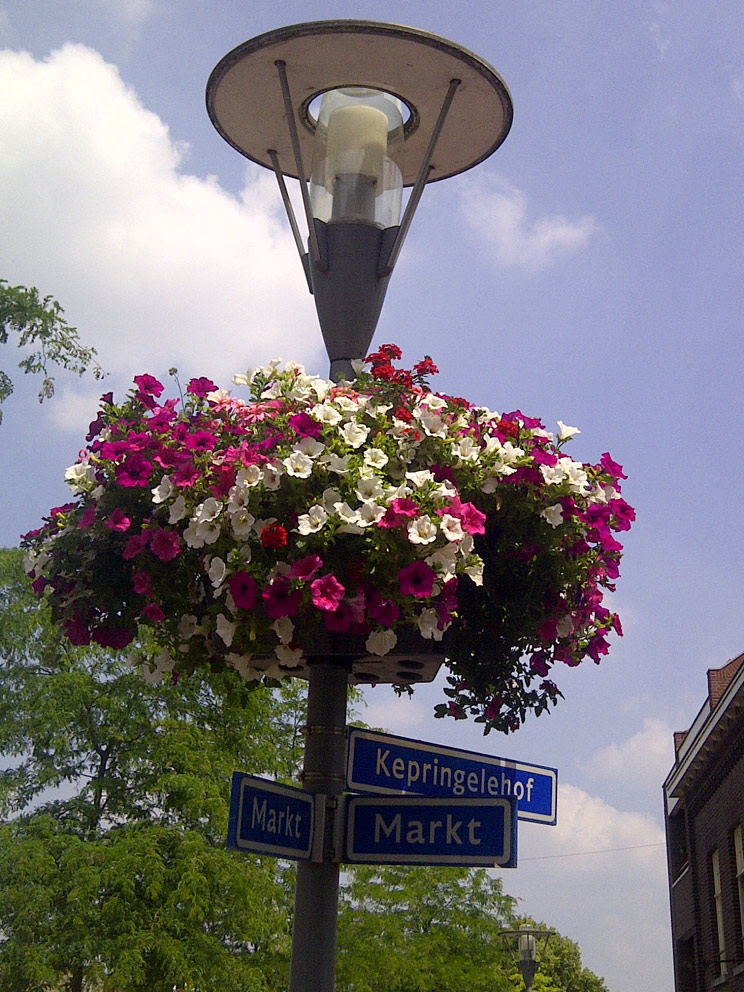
top-left (0, 547), bottom-right (296, 990)
top-left (0, 279), bottom-right (104, 423)
top-left (336, 865), bottom-right (516, 992)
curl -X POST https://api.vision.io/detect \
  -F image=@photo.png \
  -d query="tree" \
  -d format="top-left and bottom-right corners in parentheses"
top-left (504, 919), bottom-right (608, 992)
top-left (336, 864), bottom-right (516, 992)
top-left (0, 280), bottom-right (104, 424)
top-left (0, 547), bottom-right (297, 991)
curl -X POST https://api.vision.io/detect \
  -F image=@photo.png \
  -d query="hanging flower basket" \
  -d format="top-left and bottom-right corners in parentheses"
top-left (22, 345), bottom-right (633, 734)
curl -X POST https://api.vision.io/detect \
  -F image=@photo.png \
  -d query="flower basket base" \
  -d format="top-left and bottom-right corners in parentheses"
top-left (258, 629), bottom-right (446, 686)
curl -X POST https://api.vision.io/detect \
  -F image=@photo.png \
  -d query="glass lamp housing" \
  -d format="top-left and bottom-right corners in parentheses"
top-left (309, 87), bottom-right (404, 227)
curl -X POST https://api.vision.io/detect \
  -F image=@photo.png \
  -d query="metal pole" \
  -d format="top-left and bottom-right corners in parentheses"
top-left (288, 661), bottom-right (349, 992)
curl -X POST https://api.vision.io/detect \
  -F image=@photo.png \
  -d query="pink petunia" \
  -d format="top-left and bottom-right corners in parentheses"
top-left (104, 507), bottom-right (131, 533)
top-left (310, 574), bottom-right (346, 612)
top-left (122, 532), bottom-right (150, 560)
top-left (378, 497), bottom-right (419, 529)
top-left (132, 571), bottom-right (154, 597)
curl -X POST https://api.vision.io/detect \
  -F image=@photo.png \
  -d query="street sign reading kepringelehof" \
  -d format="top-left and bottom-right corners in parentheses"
top-left (346, 728), bottom-right (557, 825)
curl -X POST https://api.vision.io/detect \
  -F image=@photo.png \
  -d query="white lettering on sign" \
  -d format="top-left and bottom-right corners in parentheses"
top-left (373, 746), bottom-right (535, 802)
top-left (251, 798), bottom-right (302, 838)
top-left (373, 812), bottom-right (483, 847)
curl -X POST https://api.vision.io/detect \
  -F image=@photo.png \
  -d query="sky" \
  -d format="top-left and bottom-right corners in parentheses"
top-left (1, 1), bottom-right (743, 989)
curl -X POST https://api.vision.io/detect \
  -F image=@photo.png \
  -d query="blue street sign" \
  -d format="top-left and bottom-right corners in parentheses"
top-left (344, 795), bottom-right (517, 867)
top-left (347, 728), bottom-right (557, 825)
top-left (227, 772), bottom-right (315, 860)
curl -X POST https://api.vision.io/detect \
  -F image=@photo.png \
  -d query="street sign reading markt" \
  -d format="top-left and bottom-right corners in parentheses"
top-left (227, 772), bottom-right (316, 860)
top-left (344, 795), bottom-right (517, 867)
top-left (347, 728), bottom-right (557, 825)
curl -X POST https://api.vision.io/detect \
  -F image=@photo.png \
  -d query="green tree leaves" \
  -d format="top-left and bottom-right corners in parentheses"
top-left (0, 279), bottom-right (104, 424)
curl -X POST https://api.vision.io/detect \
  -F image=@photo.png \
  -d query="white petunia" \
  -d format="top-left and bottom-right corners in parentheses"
top-left (355, 476), bottom-right (384, 501)
top-left (463, 560), bottom-right (484, 586)
top-left (272, 616), bottom-right (295, 644)
top-left (236, 465), bottom-right (262, 488)
top-left (296, 436), bottom-right (325, 458)
top-left (261, 461), bottom-right (283, 490)
top-left (283, 450), bottom-right (314, 478)
top-left (541, 503), bottom-right (564, 528)
top-left (216, 613), bottom-right (237, 647)
top-left (324, 453), bottom-right (352, 475)
top-left (452, 437), bottom-right (480, 462)
top-left (557, 421), bottom-right (581, 441)
top-left (275, 644), bottom-right (305, 667)
top-left (297, 505), bottom-right (328, 534)
top-left (334, 502), bottom-right (361, 525)
top-left (407, 515), bottom-right (438, 545)
top-left (405, 469), bottom-right (434, 489)
top-left (540, 464), bottom-right (566, 486)
top-left (64, 461), bottom-right (96, 493)
top-left (340, 421), bottom-right (370, 448)
top-left (230, 508), bottom-right (255, 540)
top-left (357, 501), bottom-right (386, 527)
top-left (439, 513), bottom-right (464, 542)
top-left (194, 497), bottom-right (223, 524)
top-left (556, 615), bottom-right (574, 638)
top-left (366, 628), bottom-right (398, 656)
top-left (417, 608), bottom-right (445, 641)
top-left (417, 411), bottom-right (447, 438)
top-left (178, 614), bottom-right (201, 640)
top-left (168, 495), bottom-right (188, 524)
top-left (151, 475), bottom-right (174, 504)
top-left (363, 447), bottom-right (389, 470)
top-left (310, 402), bottom-right (342, 426)
top-left (195, 519), bottom-right (221, 545)
top-left (208, 556), bottom-right (227, 587)
top-left (321, 487), bottom-right (342, 512)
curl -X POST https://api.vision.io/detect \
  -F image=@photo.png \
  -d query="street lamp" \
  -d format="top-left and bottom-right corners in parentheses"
top-left (206, 19), bottom-right (512, 382)
top-left (207, 21), bottom-right (513, 992)
top-left (499, 926), bottom-right (556, 992)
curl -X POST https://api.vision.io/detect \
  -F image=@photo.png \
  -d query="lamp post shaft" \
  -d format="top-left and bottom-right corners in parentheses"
top-left (288, 662), bottom-right (349, 992)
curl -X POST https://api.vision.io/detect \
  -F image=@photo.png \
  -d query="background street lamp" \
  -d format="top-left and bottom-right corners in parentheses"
top-left (207, 21), bottom-right (513, 992)
top-left (499, 926), bottom-right (556, 992)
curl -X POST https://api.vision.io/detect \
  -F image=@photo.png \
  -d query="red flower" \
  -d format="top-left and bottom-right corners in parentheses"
top-left (260, 523), bottom-right (288, 549)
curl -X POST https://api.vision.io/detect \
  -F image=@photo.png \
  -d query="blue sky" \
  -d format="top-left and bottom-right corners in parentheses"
top-left (1, 2), bottom-right (743, 989)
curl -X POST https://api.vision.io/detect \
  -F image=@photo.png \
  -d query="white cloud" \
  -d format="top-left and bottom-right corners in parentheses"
top-left (95, 0), bottom-right (156, 28)
top-left (511, 783), bottom-right (671, 992)
top-left (458, 174), bottom-right (596, 270)
top-left (582, 716), bottom-right (674, 787)
top-left (649, 22), bottom-right (671, 60)
top-left (0, 44), bottom-right (322, 429)
top-left (732, 67), bottom-right (744, 102)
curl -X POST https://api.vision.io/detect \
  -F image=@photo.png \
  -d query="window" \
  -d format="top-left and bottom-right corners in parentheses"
top-left (735, 825), bottom-right (744, 955)
top-left (712, 848), bottom-right (726, 975)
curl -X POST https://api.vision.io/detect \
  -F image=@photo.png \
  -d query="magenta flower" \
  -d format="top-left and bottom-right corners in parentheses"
top-left (134, 374), bottom-right (164, 397)
top-left (262, 577), bottom-right (302, 619)
top-left (229, 571), bottom-right (258, 610)
top-left (600, 452), bottom-right (627, 482)
top-left (78, 504), bottom-right (96, 529)
top-left (172, 460), bottom-right (200, 488)
top-left (186, 376), bottom-right (217, 398)
top-left (149, 528), bottom-right (180, 562)
top-left (65, 616), bottom-right (91, 646)
top-left (289, 411), bottom-right (322, 439)
top-left (379, 497), bottom-right (419, 529)
top-left (367, 592), bottom-right (400, 626)
top-left (121, 532), bottom-right (149, 560)
top-left (530, 651), bottom-right (550, 677)
top-left (323, 600), bottom-right (354, 632)
top-left (399, 560), bottom-right (436, 598)
top-left (140, 602), bottom-right (165, 622)
top-left (440, 497), bottom-right (486, 535)
top-left (116, 452), bottom-right (153, 488)
top-left (289, 554), bottom-right (323, 581)
top-left (92, 625), bottom-right (134, 649)
top-left (310, 574), bottom-right (346, 612)
top-left (132, 571), bottom-right (154, 597)
top-left (104, 507), bottom-right (131, 533)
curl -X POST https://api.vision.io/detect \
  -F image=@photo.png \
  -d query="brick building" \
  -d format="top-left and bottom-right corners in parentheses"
top-left (664, 653), bottom-right (744, 991)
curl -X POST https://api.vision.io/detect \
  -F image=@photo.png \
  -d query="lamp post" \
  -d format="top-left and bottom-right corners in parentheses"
top-left (206, 21), bottom-right (513, 992)
top-left (499, 926), bottom-right (556, 992)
